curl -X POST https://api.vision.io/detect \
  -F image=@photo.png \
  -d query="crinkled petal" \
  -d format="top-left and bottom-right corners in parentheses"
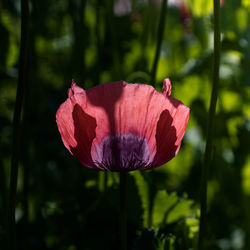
top-left (56, 79), bottom-right (189, 171)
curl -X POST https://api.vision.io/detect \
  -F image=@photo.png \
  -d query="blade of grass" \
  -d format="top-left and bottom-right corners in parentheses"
top-left (8, 0), bottom-right (29, 249)
top-left (198, 0), bottom-right (220, 249)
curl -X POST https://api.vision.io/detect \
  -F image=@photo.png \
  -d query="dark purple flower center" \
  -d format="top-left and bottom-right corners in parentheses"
top-left (93, 133), bottom-right (152, 171)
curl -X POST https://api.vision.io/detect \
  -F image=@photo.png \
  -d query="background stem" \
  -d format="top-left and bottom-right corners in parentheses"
top-left (150, 0), bottom-right (168, 85)
top-left (95, 0), bottom-right (101, 85)
top-left (0, 158), bottom-right (7, 239)
top-left (198, 0), bottom-right (220, 249)
top-left (106, 0), bottom-right (121, 80)
top-left (120, 172), bottom-right (128, 250)
top-left (8, 0), bottom-right (29, 249)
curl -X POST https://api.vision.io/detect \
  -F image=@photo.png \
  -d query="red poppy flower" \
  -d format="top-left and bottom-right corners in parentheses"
top-left (56, 79), bottom-right (189, 171)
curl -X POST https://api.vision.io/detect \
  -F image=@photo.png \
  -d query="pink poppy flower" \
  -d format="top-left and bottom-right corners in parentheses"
top-left (56, 79), bottom-right (189, 171)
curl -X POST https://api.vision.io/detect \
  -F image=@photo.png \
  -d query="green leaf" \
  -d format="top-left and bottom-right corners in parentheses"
top-left (166, 198), bottom-right (194, 224)
top-left (152, 190), bottom-right (178, 228)
top-left (152, 190), bottom-right (195, 227)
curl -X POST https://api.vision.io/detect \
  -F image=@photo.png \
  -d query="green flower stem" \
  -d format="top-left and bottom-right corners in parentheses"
top-left (198, 0), bottom-right (220, 249)
top-left (150, 0), bottom-right (168, 85)
top-left (120, 172), bottom-right (128, 250)
top-left (8, 0), bottom-right (29, 249)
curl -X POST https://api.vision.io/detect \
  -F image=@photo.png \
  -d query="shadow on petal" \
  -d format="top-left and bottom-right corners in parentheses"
top-left (85, 82), bottom-right (124, 134)
top-left (152, 109), bottom-right (178, 168)
top-left (70, 104), bottom-right (97, 168)
top-left (86, 82), bottom-right (125, 167)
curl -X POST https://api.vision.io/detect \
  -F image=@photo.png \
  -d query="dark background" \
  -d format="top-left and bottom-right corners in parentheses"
top-left (0, 0), bottom-right (250, 249)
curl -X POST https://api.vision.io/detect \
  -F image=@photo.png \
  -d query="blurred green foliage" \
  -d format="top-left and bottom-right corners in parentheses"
top-left (0, 0), bottom-right (250, 249)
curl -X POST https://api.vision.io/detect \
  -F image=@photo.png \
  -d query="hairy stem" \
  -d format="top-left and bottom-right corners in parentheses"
top-left (198, 0), bottom-right (220, 249)
top-left (120, 172), bottom-right (128, 250)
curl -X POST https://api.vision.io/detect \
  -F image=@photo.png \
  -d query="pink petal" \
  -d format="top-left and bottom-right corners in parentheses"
top-left (56, 85), bottom-right (97, 169)
top-left (162, 78), bottom-right (172, 96)
top-left (56, 79), bottom-right (189, 171)
top-left (151, 100), bottom-right (189, 168)
top-left (67, 80), bottom-right (84, 97)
